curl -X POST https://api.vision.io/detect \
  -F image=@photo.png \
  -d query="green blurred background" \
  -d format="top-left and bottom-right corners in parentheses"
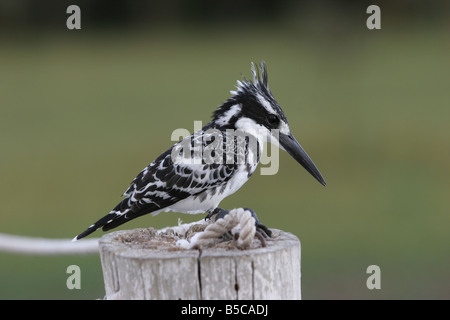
top-left (0, 0), bottom-right (449, 299)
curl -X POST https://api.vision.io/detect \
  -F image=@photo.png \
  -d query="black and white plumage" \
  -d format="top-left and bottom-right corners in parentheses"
top-left (74, 62), bottom-right (326, 241)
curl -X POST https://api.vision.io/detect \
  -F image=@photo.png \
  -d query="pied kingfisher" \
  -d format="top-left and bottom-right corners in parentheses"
top-left (74, 62), bottom-right (326, 241)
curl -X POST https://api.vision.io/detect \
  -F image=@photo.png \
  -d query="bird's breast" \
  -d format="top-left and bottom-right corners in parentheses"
top-left (165, 164), bottom-right (253, 214)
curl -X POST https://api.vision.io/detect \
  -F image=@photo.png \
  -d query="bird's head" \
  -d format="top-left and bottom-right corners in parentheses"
top-left (212, 62), bottom-right (326, 186)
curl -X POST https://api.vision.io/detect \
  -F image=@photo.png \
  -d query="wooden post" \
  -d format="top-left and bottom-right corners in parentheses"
top-left (98, 225), bottom-right (301, 300)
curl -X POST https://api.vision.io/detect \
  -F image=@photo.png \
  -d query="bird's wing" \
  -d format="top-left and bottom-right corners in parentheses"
top-left (107, 131), bottom-right (237, 226)
top-left (74, 130), bottom-right (237, 239)
top-left (128, 131), bottom-right (235, 203)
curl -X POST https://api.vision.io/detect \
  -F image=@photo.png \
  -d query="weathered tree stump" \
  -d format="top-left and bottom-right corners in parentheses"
top-left (98, 221), bottom-right (301, 300)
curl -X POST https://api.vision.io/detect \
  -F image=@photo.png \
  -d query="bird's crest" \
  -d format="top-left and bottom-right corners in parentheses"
top-left (251, 61), bottom-right (269, 91)
top-left (213, 61), bottom-right (278, 125)
top-left (231, 61), bottom-right (271, 97)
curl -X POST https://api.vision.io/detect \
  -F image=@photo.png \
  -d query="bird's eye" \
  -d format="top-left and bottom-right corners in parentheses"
top-left (267, 114), bottom-right (280, 125)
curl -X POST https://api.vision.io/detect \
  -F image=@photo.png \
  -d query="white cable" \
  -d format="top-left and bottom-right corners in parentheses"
top-left (0, 233), bottom-right (99, 255)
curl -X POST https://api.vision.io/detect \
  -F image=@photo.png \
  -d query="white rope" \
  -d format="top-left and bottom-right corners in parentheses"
top-left (188, 208), bottom-right (256, 249)
top-left (0, 233), bottom-right (99, 255)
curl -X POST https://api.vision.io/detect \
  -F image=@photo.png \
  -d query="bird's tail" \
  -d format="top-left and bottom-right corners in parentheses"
top-left (73, 199), bottom-right (158, 241)
top-left (72, 196), bottom-right (133, 241)
top-left (72, 211), bottom-right (121, 241)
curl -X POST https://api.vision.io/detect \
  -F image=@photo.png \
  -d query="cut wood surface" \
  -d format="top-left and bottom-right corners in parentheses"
top-left (99, 220), bottom-right (301, 300)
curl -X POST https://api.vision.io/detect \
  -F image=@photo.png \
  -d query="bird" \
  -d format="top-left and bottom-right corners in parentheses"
top-left (73, 62), bottom-right (326, 241)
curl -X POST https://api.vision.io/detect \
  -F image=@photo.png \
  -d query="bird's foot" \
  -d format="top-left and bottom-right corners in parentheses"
top-left (242, 208), bottom-right (272, 238)
top-left (205, 207), bottom-right (272, 238)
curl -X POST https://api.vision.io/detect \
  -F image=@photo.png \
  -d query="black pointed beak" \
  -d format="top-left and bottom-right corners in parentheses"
top-left (279, 133), bottom-right (326, 186)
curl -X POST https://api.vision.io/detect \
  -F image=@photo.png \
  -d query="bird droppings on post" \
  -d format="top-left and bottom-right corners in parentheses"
top-left (115, 228), bottom-right (187, 252)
